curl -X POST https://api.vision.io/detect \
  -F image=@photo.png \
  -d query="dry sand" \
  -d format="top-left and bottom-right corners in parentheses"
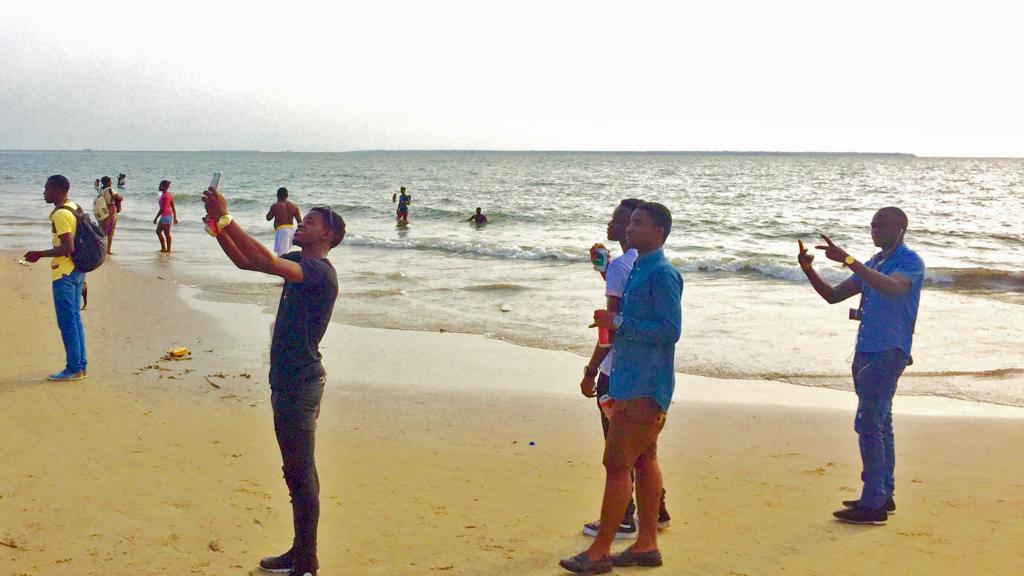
top-left (1, 252), bottom-right (1022, 575)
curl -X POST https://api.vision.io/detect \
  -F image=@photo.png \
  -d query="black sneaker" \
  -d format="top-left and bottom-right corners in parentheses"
top-left (259, 550), bottom-right (319, 574)
top-left (582, 516), bottom-right (637, 539)
top-left (657, 488), bottom-right (671, 530)
top-left (842, 498), bottom-right (895, 514)
top-left (833, 505), bottom-right (887, 525)
top-left (657, 508), bottom-right (671, 530)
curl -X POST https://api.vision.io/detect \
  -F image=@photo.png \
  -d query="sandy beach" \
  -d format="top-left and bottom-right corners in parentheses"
top-left (1, 251), bottom-right (1022, 576)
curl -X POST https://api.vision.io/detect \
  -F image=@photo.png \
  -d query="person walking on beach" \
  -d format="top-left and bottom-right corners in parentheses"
top-left (578, 198), bottom-right (672, 541)
top-left (394, 186), bottom-right (411, 223)
top-left (153, 180), bottom-right (178, 253)
top-left (203, 185), bottom-right (344, 576)
top-left (95, 176), bottom-right (121, 255)
top-left (797, 206), bottom-right (924, 525)
top-left (561, 202), bottom-right (682, 574)
top-left (266, 187), bottom-right (302, 255)
top-left (22, 175), bottom-right (88, 381)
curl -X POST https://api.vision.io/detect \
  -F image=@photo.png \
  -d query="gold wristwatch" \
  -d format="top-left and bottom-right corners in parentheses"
top-left (216, 214), bottom-right (234, 234)
top-left (844, 255), bottom-right (855, 267)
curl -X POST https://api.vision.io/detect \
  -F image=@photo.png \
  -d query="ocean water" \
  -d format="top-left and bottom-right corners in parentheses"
top-left (1, 150), bottom-right (1022, 406)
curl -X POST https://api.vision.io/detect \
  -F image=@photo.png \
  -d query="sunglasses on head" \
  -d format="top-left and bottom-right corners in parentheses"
top-left (310, 206), bottom-right (338, 229)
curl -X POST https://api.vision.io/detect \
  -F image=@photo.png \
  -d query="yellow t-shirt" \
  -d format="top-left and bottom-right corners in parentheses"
top-left (50, 201), bottom-right (78, 280)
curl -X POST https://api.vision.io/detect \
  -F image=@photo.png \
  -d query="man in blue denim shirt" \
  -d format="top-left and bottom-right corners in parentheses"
top-left (560, 202), bottom-right (682, 574)
top-left (799, 206), bottom-right (925, 525)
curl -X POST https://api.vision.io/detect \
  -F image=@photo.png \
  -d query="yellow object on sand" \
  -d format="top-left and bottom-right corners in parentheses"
top-left (167, 347), bottom-right (190, 358)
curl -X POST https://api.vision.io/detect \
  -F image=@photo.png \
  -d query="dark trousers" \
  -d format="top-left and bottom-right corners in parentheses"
top-left (271, 375), bottom-right (326, 569)
top-left (852, 349), bottom-right (907, 509)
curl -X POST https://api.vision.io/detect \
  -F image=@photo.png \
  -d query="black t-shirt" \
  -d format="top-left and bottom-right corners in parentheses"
top-left (269, 252), bottom-right (339, 387)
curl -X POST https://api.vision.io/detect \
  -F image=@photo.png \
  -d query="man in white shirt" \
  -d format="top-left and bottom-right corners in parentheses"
top-left (578, 198), bottom-right (671, 541)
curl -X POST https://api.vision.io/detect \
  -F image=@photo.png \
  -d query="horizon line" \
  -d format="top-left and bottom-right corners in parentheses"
top-left (1, 147), bottom-right (1019, 159)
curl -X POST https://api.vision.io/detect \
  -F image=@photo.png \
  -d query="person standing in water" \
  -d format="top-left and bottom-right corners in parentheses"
top-left (153, 180), bottom-right (178, 253)
top-left (266, 187), bottom-right (303, 255)
top-left (466, 207), bottom-right (488, 224)
top-left (395, 186), bottom-right (411, 223)
top-left (96, 176), bottom-right (121, 255)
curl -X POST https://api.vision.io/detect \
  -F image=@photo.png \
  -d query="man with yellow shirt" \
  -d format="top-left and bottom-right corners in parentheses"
top-left (23, 175), bottom-right (88, 381)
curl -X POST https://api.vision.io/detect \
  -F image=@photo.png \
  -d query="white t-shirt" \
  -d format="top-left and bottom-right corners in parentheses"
top-left (599, 248), bottom-right (638, 375)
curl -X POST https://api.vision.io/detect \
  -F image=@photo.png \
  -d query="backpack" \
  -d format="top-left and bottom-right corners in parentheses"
top-left (93, 188), bottom-right (111, 220)
top-left (57, 205), bottom-right (107, 273)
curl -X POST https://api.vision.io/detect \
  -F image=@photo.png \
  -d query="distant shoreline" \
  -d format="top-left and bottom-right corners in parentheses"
top-left (0, 148), bottom-right (920, 158)
top-left (7, 148), bottom-right (1023, 159)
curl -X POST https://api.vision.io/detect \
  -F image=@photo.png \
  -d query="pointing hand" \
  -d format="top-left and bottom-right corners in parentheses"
top-left (815, 233), bottom-right (850, 264)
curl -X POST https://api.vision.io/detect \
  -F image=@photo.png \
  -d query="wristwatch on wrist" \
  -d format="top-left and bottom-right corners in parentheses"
top-left (612, 314), bottom-right (624, 330)
top-left (844, 255), bottom-right (855, 267)
top-left (206, 214), bottom-right (233, 238)
top-left (216, 214), bottom-right (234, 233)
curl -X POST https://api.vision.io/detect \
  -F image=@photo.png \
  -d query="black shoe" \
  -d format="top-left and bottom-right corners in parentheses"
top-left (559, 551), bottom-right (613, 574)
top-left (582, 515), bottom-right (637, 539)
top-left (833, 506), bottom-right (887, 525)
top-left (259, 550), bottom-right (319, 574)
top-left (611, 545), bottom-right (664, 567)
top-left (842, 498), bottom-right (895, 514)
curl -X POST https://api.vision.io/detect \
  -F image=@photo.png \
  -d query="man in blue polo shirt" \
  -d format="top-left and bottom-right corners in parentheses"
top-left (560, 202), bottom-right (683, 574)
top-left (798, 206), bottom-right (925, 525)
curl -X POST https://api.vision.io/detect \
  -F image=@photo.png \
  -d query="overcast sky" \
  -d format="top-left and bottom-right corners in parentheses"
top-left (2, 0), bottom-right (1022, 156)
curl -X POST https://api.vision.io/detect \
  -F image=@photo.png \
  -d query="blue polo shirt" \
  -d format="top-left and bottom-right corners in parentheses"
top-left (849, 243), bottom-right (925, 357)
top-left (608, 248), bottom-right (684, 412)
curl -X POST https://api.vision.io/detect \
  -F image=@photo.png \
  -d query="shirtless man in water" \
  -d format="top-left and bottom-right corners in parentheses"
top-left (267, 187), bottom-right (303, 256)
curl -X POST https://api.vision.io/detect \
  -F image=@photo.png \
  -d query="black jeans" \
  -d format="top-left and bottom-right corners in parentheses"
top-left (271, 375), bottom-right (326, 569)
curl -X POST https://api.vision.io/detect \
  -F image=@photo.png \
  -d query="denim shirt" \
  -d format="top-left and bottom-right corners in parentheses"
top-left (608, 248), bottom-right (684, 412)
top-left (849, 243), bottom-right (925, 357)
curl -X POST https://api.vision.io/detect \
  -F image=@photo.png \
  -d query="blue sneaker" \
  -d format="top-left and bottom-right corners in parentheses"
top-left (47, 370), bottom-right (85, 381)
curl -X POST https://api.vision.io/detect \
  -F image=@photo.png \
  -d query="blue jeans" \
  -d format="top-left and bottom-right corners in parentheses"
top-left (852, 349), bottom-right (908, 509)
top-left (52, 269), bottom-right (87, 373)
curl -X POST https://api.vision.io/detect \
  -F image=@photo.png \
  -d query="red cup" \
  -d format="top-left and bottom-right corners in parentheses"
top-left (598, 326), bottom-right (611, 348)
